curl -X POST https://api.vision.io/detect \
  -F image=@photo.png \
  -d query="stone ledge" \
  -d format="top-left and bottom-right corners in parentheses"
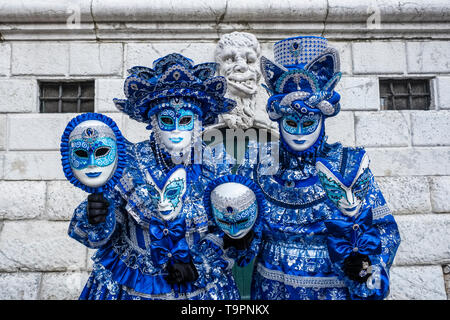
top-left (1, 1), bottom-right (450, 40)
top-left (1, 0), bottom-right (448, 23)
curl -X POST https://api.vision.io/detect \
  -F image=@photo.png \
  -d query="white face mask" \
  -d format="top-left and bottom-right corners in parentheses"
top-left (280, 112), bottom-right (323, 152)
top-left (69, 120), bottom-right (118, 189)
top-left (210, 182), bottom-right (258, 239)
top-left (147, 167), bottom-right (187, 221)
top-left (154, 105), bottom-right (196, 155)
top-left (158, 129), bottom-right (193, 154)
top-left (316, 153), bottom-right (372, 217)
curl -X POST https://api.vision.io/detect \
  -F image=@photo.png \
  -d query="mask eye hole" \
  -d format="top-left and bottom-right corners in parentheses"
top-left (95, 147), bottom-right (111, 158)
top-left (286, 120), bottom-right (297, 128)
top-left (303, 120), bottom-right (314, 128)
top-left (74, 150), bottom-right (88, 158)
top-left (217, 218), bottom-right (231, 226)
top-left (237, 218), bottom-right (249, 225)
top-left (160, 116), bottom-right (174, 125)
top-left (165, 186), bottom-right (181, 200)
top-left (179, 116), bottom-right (192, 126)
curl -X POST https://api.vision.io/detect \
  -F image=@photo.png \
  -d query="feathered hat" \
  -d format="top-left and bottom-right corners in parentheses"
top-left (114, 53), bottom-right (236, 126)
top-left (261, 36), bottom-right (342, 120)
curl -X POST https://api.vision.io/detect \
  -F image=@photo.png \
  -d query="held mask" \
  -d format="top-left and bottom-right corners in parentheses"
top-left (210, 182), bottom-right (258, 239)
top-left (316, 153), bottom-right (372, 217)
top-left (69, 120), bottom-right (118, 188)
top-left (146, 166), bottom-right (188, 221)
top-left (61, 113), bottom-right (126, 193)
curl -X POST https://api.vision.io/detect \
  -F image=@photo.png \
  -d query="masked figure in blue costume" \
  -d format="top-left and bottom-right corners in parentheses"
top-left (67, 53), bottom-right (241, 300)
top-left (228, 36), bottom-right (401, 300)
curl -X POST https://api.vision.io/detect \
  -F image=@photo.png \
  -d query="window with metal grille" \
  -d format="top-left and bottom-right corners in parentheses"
top-left (379, 78), bottom-right (431, 110)
top-left (39, 81), bottom-right (95, 113)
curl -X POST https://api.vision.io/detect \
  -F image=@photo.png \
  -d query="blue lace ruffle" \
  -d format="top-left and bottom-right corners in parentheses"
top-left (60, 112), bottom-right (127, 194)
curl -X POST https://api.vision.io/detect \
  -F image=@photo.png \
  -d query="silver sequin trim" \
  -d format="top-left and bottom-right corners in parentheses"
top-left (123, 282), bottom-right (219, 300)
top-left (256, 263), bottom-right (346, 288)
top-left (372, 205), bottom-right (392, 220)
top-left (211, 187), bottom-right (256, 213)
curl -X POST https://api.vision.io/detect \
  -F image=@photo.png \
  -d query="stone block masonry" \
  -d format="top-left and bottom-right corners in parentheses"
top-left (0, 0), bottom-right (449, 300)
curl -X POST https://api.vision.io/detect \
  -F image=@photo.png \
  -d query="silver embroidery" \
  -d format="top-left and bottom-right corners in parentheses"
top-left (256, 263), bottom-right (346, 288)
top-left (211, 187), bottom-right (256, 214)
top-left (123, 282), bottom-right (219, 300)
top-left (372, 205), bottom-right (391, 220)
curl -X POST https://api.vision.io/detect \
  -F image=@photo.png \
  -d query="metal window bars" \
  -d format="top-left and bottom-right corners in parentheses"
top-left (379, 78), bottom-right (431, 110)
top-left (39, 81), bottom-right (95, 113)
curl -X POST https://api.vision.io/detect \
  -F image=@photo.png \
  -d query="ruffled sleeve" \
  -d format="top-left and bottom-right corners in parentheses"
top-left (67, 188), bottom-right (122, 249)
top-left (326, 176), bottom-right (401, 300)
top-left (190, 231), bottom-right (235, 288)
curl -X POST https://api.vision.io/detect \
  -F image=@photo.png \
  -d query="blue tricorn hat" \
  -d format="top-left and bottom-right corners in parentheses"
top-left (261, 36), bottom-right (342, 120)
top-left (114, 53), bottom-right (236, 126)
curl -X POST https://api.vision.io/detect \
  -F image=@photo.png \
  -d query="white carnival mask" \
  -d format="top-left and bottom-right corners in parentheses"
top-left (68, 120), bottom-right (118, 189)
top-left (280, 111), bottom-right (323, 152)
top-left (153, 98), bottom-right (197, 156)
top-left (316, 153), bottom-right (372, 216)
top-left (210, 182), bottom-right (258, 239)
top-left (146, 166), bottom-right (187, 221)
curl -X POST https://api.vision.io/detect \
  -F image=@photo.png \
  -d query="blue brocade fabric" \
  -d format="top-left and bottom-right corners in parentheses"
top-left (68, 138), bottom-right (240, 300)
top-left (233, 140), bottom-right (401, 300)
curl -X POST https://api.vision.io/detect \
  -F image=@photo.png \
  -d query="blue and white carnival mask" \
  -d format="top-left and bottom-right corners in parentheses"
top-left (147, 167), bottom-right (187, 221)
top-left (280, 111), bottom-right (323, 152)
top-left (153, 98), bottom-right (198, 155)
top-left (68, 120), bottom-right (118, 189)
top-left (316, 153), bottom-right (372, 217)
top-left (210, 182), bottom-right (258, 239)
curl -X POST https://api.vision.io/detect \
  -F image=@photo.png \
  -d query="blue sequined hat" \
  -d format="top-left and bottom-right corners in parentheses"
top-left (114, 53), bottom-right (236, 126)
top-left (261, 36), bottom-right (342, 120)
top-left (274, 36), bottom-right (328, 67)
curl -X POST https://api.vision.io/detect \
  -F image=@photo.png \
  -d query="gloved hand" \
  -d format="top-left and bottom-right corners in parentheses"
top-left (87, 193), bottom-right (109, 225)
top-left (223, 229), bottom-right (255, 250)
top-left (164, 260), bottom-right (199, 284)
top-left (343, 253), bottom-right (372, 283)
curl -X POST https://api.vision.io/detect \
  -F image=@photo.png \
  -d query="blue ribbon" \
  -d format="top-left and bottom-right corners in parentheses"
top-left (325, 208), bottom-right (381, 264)
top-left (149, 215), bottom-right (190, 266)
top-left (325, 207), bottom-right (373, 238)
top-left (149, 215), bottom-right (185, 241)
top-left (151, 237), bottom-right (190, 266)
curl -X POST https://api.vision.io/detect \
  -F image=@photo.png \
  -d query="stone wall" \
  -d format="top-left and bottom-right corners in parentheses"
top-left (0, 0), bottom-right (449, 300)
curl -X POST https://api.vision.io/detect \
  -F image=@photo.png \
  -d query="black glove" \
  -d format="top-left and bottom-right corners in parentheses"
top-left (343, 253), bottom-right (372, 283)
top-left (87, 193), bottom-right (109, 225)
top-left (223, 229), bottom-right (255, 250)
top-left (164, 260), bottom-right (199, 284)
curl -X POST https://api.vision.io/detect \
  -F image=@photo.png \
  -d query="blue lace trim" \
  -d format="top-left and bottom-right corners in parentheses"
top-left (60, 112), bottom-right (127, 194)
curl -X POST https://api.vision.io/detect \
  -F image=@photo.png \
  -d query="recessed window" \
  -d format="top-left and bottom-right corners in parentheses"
top-left (39, 81), bottom-right (95, 113)
top-left (379, 79), bottom-right (431, 110)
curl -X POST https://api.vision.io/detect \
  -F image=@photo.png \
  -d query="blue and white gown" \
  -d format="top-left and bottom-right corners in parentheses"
top-left (68, 136), bottom-right (240, 300)
top-left (232, 139), bottom-right (401, 300)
